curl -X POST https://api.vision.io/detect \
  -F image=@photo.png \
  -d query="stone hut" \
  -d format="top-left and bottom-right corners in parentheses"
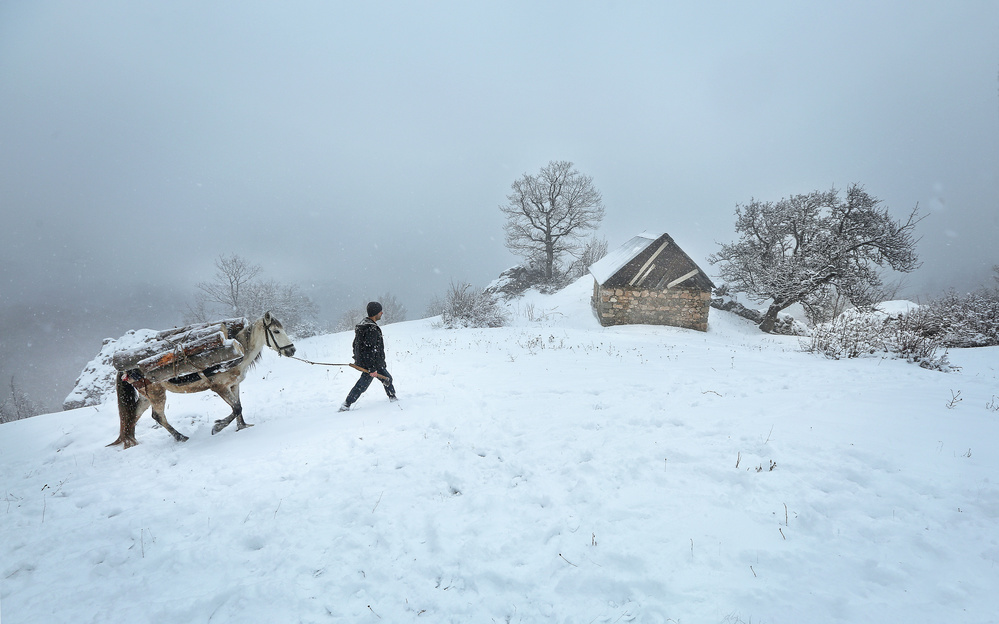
top-left (589, 232), bottom-right (715, 331)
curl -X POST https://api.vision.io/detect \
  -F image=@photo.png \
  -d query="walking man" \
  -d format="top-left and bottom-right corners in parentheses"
top-left (339, 301), bottom-right (397, 411)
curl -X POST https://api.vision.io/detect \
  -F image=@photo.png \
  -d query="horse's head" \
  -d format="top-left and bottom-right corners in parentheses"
top-left (262, 312), bottom-right (296, 357)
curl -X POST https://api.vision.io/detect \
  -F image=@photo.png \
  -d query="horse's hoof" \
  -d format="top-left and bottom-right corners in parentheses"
top-left (236, 422), bottom-right (254, 431)
top-left (175, 434), bottom-right (189, 443)
top-left (211, 421), bottom-right (226, 435)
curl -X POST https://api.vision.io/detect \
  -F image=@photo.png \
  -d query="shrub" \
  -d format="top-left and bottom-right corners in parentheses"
top-left (435, 281), bottom-right (508, 329)
top-left (914, 288), bottom-right (999, 347)
top-left (804, 307), bottom-right (951, 371)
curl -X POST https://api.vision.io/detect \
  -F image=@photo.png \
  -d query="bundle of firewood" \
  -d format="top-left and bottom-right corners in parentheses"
top-left (113, 318), bottom-right (247, 384)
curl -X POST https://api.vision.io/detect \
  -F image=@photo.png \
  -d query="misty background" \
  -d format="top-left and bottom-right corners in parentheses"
top-left (2, 1), bottom-right (998, 412)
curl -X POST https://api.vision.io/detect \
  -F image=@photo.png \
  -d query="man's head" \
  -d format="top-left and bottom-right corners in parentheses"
top-left (366, 301), bottom-right (383, 319)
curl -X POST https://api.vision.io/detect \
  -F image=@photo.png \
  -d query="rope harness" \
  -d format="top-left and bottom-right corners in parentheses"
top-left (263, 316), bottom-right (295, 357)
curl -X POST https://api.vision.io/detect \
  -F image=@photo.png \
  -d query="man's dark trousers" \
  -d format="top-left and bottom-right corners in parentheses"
top-left (345, 368), bottom-right (396, 406)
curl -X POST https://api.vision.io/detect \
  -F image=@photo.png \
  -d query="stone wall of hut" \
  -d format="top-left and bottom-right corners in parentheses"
top-left (591, 281), bottom-right (711, 331)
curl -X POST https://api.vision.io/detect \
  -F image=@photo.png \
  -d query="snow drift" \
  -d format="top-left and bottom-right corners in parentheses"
top-left (3, 278), bottom-right (998, 623)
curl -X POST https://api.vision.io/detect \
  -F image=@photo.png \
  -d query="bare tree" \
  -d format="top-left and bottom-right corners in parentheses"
top-left (334, 293), bottom-right (407, 332)
top-left (568, 235), bottom-right (609, 280)
top-left (709, 184), bottom-right (923, 333)
top-left (243, 280), bottom-right (321, 336)
top-left (374, 292), bottom-right (408, 325)
top-left (0, 376), bottom-right (42, 423)
top-left (195, 254), bottom-right (262, 315)
top-left (500, 160), bottom-right (605, 284)
top-left (334, 307), bottom-right (366, 332)
top-left (188, 254), bottom-right (319, 336)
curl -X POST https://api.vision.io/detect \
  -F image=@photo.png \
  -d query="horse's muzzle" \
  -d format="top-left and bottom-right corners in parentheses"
top-left (281, 346), bottom-right (296, 357)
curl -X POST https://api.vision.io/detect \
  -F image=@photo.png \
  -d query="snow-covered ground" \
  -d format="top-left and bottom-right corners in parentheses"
top-left (2, 278), bottom-right (998, 623)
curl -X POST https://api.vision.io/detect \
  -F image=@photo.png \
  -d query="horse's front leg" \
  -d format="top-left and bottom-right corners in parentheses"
top-left (211, 383), bottom-right (251, 435)
top-left (148, 389), bottom-right (189, 443)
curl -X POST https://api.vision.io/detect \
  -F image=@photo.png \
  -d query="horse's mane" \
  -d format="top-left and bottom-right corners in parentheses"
top-left (246, 348), bottom-right (264, 370)
top-left (235, 317), bottom-right (267, 372)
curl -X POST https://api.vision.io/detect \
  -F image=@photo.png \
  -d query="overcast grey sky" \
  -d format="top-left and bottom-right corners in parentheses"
top-left (2, 1), bottom-right (998, 316)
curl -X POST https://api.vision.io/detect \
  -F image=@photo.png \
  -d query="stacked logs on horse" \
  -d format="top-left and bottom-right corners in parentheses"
top-left (113, 318), bottom-right (247, 385)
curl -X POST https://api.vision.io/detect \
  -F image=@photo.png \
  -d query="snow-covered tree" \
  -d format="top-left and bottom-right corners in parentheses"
top-left (709, 185), bottom-right (923, 333)
top-left (500, 160), bottom-right (605, 285)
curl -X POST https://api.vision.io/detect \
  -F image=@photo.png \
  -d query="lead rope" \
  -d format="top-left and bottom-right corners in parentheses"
top-left (286, 356), bottom-right (390, 382)
top-left (288, 355), bottom-right (354, 368)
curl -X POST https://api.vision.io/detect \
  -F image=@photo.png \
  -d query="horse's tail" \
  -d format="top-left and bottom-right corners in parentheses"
top-left (108, 370), bottom-right (140, 448)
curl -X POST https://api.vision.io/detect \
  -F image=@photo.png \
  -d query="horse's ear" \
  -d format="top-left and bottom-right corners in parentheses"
top-left (264, 311), bottom-right (273, 323)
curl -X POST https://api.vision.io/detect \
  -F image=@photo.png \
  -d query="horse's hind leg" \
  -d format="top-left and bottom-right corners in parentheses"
top-left (147, 388), bottom-right (189, 443)
top-left (109, 371), bottom-right (150, 449)
top-left (110, 396), bottom-right (149, 449)
top-left (211, 382), bottom-right (250, 435)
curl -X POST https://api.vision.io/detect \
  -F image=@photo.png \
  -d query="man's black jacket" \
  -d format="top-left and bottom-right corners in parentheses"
top-left (352, 317), bottom-right (386, 370)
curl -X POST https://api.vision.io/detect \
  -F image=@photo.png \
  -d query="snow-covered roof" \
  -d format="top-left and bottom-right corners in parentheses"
top-left (588, 232), bottom-right (659, 285)
top-left (589, 231), bottom-right (714, 291)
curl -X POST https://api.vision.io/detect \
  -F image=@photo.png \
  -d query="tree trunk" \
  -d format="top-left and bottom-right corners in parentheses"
top-left (758, 303), bottom-right (784, 333)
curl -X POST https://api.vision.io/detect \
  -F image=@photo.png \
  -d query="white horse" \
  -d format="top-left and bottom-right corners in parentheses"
top-left (108, 312), bottom-right (296, 449)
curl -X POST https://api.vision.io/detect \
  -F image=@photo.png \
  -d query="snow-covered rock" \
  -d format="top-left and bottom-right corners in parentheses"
top-left (62, 328), bottom-right (158, 410)
top-left (483, 264), bottom-right (547, 300)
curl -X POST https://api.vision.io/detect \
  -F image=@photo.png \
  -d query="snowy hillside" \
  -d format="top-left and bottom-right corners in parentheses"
top-left (2, 278), bottom-right (998, 623)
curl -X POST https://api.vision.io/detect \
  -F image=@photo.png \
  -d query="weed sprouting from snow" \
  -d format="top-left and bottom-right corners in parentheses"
top-left (754, 460), bottom-right (777, 473)
top-left (4, 491), bottom-right (22, 513)
top-left (946, 390), bottom-right (963, 409)
top-left (521, 303), bottom-right (564, 324)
